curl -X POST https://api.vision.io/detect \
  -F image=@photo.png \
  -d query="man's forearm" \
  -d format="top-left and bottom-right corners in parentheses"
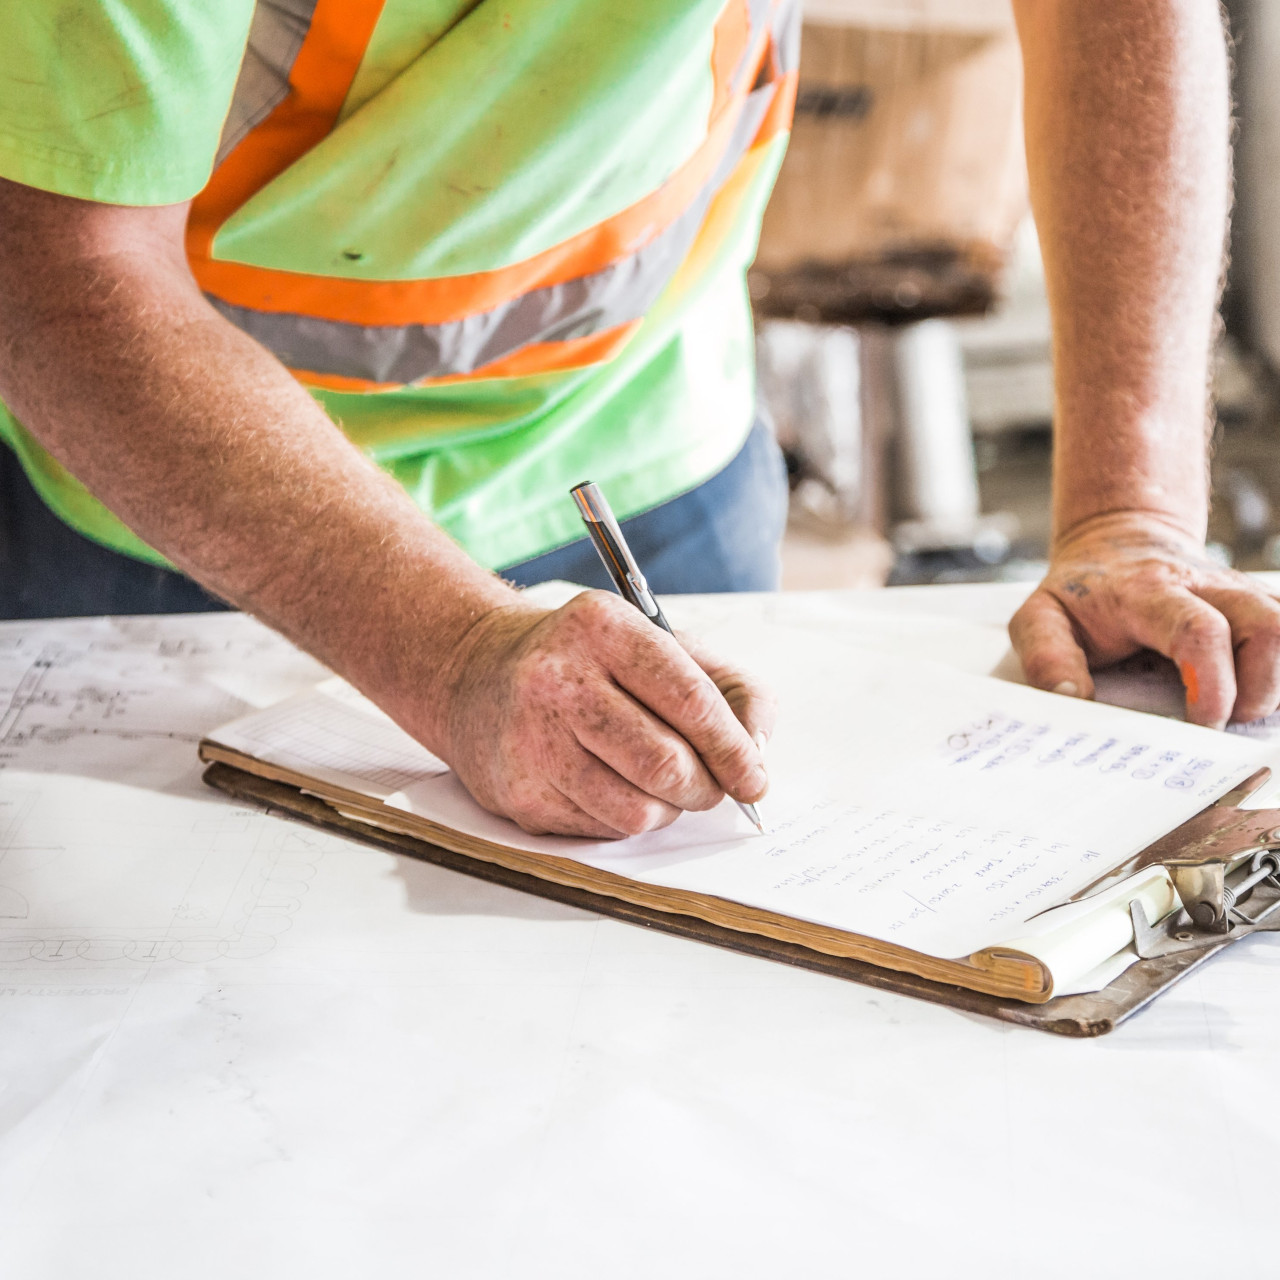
top-left (1013, 0), bottom-right (1231, 542)
top-left (1006, 2), bottom-right (1280, 730)
top-left (0, 191), bottom-right (515, 750)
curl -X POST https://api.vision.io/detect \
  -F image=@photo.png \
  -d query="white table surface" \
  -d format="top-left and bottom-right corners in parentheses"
top-left (3, 581), bottom-right (1279, 1279)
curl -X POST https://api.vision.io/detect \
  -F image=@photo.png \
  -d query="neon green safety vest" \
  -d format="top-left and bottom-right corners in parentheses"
top-left (0, 0), bottom-right (797, 569)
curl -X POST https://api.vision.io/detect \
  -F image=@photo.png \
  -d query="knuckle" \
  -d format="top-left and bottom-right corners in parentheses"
top-left (1015, 618), bottom-right (1051, 651)
top-left (673, 676), bottom-right (723, 731)
top-left (639, 743), bottom-right (694, 797)
top-left (1020, 654), bottom-right (1062, 689)
top-left (1247, 632), bottom-right (1280, 668)
top-left (566, 589), bottom-right (627, 636)
top-left (1011, 590), bottom-right (1046, 621)
top-left (614, 814), bottom-right (648, 838)
top-left (729, 671), bottom-right (767, 712)
top-left (646, 805), bottom-right (680, 832)
top-left (514, 815), bottom-right (553, 837)
top-left (1234, 696), bottom-right (1275, 725)
top-left (1260, 613), bottom-right (1280, 645)
top-left (637, 798), bottom-right (677, 833)
top-left (1012, 600), bottom-right (1072, 653)
top-left (683, 778), bottom-right (727, 812)
top-left (562, 592), bottom-right (656, 666)
top-left (1007, 612), bottom-right (1035, 651)
top-left (1234, 659), bottom-right (1280, 725)
top-left (1174, 607), bottom-right (1230, 651)
top-left (609, 798), bottom-right (663, 838)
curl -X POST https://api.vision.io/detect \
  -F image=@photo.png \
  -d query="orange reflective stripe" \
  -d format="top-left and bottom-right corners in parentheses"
top-left (658, 129), bottom-right (780, 317)
top-left (291, 320), bottom-right (644, 393)
top-left (289, 83), bottom-right (792, 398)
top-left (426, 320), bottom-right (644, 384)
top-left (190, 1), bottom-right (772, 329)
top-left (187, 0), bottom-right (387, 260)
top-left (193, 87), bottom-right (756, 327)
top-left (754, 67), bottom-right (797, 147)
top-left (710, 0), bottom-right (751, 121)
top-left (281, 50), bottom-right (794, 394)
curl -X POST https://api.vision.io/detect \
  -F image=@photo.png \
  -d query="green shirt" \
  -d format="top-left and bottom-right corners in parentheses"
top-left (0, 0), bottom-right (789, 570)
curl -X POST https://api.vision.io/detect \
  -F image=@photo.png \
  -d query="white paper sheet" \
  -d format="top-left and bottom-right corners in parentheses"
top-left (210, 620), bottom-right (1276, 962)
top-left (1087, 650), bottom-right (1280, 806)
top-left (10, 596), bottom-right (1280, 1279)
top-left (0, 616), bottom-right (335, 964)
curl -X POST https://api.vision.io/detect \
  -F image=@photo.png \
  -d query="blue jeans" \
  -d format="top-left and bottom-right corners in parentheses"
top-left (0, 419), bottom-right (786, 618)
top-left (500, 418), bottom-right (787, 594)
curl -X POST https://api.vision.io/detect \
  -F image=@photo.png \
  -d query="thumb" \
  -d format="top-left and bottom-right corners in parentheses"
top-left (678, 630), bottom-right (778, 752)
top-left (1008, 590), bottom-right (1095, 700)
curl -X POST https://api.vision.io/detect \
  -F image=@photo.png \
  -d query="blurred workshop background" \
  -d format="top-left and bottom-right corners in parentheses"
top-left (758, 0), bottom-right (1280, 590)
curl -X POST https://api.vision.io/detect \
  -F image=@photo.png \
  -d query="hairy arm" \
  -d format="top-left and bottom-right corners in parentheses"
top-left (0, 179), bottom-right (771, 833)
top-left (1007, 0), bottom-right (1280, 728)
top-left (0, 184), bottom-right (514, 729)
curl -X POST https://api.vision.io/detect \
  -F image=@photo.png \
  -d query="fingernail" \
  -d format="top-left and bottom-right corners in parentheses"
top-left (740, 765), bottom-right (768, 800)
top-left (1052, 681), bottom-right (1079, 697)
top-left (1180, 661), bottom-right (1200, 706)
top-left (754, 730), bottom-right (769, 754)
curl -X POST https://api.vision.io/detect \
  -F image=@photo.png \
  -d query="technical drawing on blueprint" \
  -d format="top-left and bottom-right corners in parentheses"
top-left (0, 614), bottom-right (343, 971)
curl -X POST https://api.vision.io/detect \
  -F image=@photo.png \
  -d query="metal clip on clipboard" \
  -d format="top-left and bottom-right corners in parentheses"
top-left (200, 757), bottom-right (1280, 1039)
top-left (1068, 768), bottom-right (1280, 960)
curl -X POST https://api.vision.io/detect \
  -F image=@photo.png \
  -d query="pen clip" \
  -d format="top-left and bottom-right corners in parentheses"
top-left (571, 480), bottom-right (673, 633)
top-left (625, 571), bottom-right (660, 619)
top-left (571, 481), bottom-right (645, 575)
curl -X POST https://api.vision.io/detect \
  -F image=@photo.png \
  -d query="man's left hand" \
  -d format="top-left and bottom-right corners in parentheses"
top-left (1009, 511), bottom-right (1280, 729)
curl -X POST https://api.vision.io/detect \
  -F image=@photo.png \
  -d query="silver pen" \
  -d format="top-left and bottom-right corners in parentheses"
top-left (570, 480), bottom-right (766, 835)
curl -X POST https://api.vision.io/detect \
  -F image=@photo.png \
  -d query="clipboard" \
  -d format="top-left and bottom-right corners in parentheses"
top-left (205, 761), bottom-right (1280, 1037)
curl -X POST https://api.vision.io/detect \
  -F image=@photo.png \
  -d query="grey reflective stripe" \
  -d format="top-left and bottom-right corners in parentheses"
top-left (204, 4), bottom-right (788, 387)
top-left (738, 0), bottom-right (776, 94)
top-left (747, 0), bottom-right (774, 53)
top-left (206, 167), bottom-right (714, 384)
top-left (215, 0), bottom-right (319, 168)
top-left (772, 0), bottom-right (801, 75)
top-left (207, 81), bottom-right (779, 385)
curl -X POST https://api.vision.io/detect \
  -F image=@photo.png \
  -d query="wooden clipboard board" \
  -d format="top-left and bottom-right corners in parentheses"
top-left (203, 760), bottom-right (1240, 1038)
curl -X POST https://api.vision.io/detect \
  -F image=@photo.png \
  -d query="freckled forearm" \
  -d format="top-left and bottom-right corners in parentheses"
top-left (0, 213), bottom-right (515, 748)
top-left (1012, 0), bottom-right (1231, 543)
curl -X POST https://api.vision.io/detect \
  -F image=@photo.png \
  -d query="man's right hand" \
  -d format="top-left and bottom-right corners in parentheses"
top-left (428, 590), bottom-right (775, 838)
top-left (0, 179), bottom-right (773, 842)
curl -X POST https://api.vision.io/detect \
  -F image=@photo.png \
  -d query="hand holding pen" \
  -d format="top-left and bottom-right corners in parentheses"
top-left (423, 488), bottom-right (774, 841)
top-left (571, 480), bottom-right (768, 833)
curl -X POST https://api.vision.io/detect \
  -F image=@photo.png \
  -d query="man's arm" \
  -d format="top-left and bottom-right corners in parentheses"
top-left (0, 179), bottom-right (771, 834)
top-left (1009, 0), bottom-right (1280, 728)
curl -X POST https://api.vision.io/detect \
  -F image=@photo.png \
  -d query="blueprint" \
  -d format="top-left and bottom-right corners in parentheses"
top-left (0, 615), bottom-right (335, 971)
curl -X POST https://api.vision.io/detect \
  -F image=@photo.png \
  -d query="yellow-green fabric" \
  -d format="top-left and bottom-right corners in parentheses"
top-left (0, 1), bottom-right (785, 571)
top-left (0, 1), bottom-right (255, 204)
top-left (215, 1), bottom-right (718, 278)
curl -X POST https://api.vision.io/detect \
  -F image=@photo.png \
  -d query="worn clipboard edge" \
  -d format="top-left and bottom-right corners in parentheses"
top-left (201, 761), bottom-right (1232, 1038)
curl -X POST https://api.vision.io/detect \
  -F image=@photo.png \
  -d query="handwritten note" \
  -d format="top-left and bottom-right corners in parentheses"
top-left (210, 621), bottom-right (1277, 962)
